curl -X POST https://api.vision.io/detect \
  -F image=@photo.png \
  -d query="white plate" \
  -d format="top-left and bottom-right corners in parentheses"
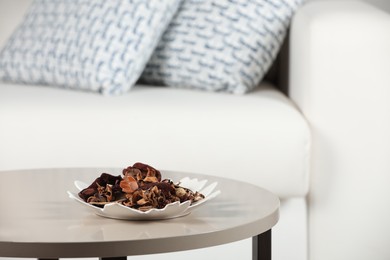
top-left (67, 177), bottom-right (221, 220)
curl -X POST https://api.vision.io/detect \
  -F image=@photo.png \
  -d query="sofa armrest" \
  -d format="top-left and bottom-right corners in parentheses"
top-left (289, 1), bottom-right (390, 260)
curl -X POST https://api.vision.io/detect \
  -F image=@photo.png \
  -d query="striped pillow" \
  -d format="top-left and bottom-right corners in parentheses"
top-left (0, 0), bottom-right (182, 95)
top-left (141, 0), bottom-right (304, 94)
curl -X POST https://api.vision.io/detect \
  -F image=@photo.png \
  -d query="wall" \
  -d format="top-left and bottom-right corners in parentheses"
top-left (309, 0), bottom-right (390, 13)
top-left (360, 0), bottom-right (390, 11)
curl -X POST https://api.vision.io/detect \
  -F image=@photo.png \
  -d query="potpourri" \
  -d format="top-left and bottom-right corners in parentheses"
top-left (78, 163), bottom-right (205, 212)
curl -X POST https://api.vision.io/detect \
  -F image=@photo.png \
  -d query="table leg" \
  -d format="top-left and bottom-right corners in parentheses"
top-left (252, 229), bottom-right (271, 260)
top-left (99, 257), bottom-right (127, 260)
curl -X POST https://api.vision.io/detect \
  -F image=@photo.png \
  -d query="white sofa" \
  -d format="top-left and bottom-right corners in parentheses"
top-left (1, 1), bottom-right (390, 260)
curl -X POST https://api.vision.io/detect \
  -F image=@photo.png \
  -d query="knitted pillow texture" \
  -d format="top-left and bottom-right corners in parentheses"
top-left (141, 0), bottom-right (304, 94)
top-left (0, 0), bottom-right (181, 95)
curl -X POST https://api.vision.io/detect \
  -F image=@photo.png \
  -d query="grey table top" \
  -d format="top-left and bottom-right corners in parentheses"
top-left (0, 168), bottom-right (279, 258)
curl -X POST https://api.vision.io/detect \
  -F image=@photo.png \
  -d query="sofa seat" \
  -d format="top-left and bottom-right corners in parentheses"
top-left (0, 81), bottom-right (310, 198)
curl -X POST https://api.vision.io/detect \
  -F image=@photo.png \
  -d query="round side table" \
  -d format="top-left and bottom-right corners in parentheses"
top-left (0, 168), bottom-right (279, 260)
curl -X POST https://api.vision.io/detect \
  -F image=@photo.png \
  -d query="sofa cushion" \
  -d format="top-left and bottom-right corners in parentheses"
top-left (0, 0), bottom-right (181, 95)
top-left (140, 0), bottom-right (303, 94)
top-left (0, 82), bottom-right (310, 198)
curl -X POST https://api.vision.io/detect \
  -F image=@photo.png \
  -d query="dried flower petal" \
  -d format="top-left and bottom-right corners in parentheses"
top-left (78, 173), bottom-right (122, 202)
top-left (79, 163), bottom-right (205, 212)
top-left (120, 175), bottom-right (139, 194)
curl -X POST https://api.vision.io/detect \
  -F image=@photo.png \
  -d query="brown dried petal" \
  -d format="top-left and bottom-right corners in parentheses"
top-left (175, 187), bottom-right (187, 198)
top-left (122, 167), bottom-right (143, 181)
top-left (79, 163), bottom-right (205, 212)
top-left (137, 198), bottom-right (148, 205)
top-left (143, 176), bottom-right (158, 183)
top-left (120, 175), bottom-right (139, 194)
top-left (87, 193), bottom-right (107, 203)
top-left (78, 173), bottom-right (122, 202)
top-left (104, 184), bottom-right (113, 202)
top-left (131, 162), bottom-right (162, 181)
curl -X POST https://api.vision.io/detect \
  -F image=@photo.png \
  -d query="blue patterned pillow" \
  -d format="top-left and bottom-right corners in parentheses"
top-left (0, 0), bottom-right (181, 95)
top-left (141, 0), bottom-right (303, 94)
